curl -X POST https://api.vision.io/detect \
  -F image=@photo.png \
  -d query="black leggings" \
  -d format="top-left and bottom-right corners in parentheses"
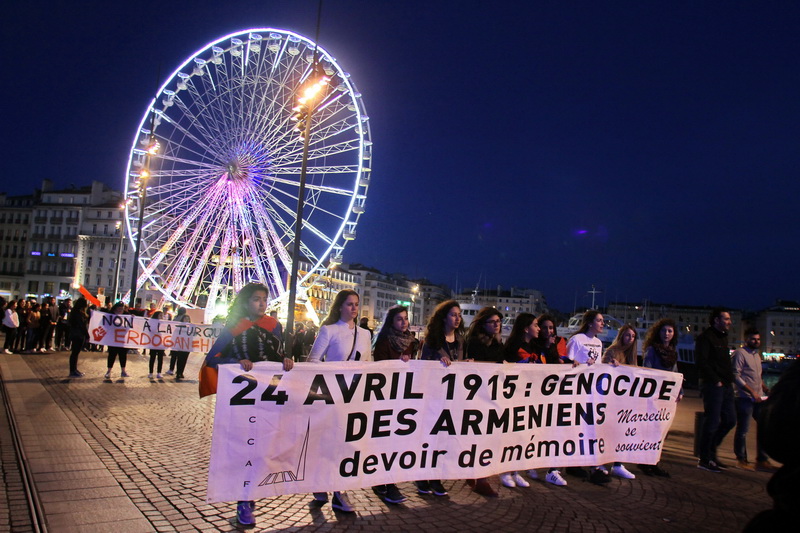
top-left (69, 335), bottom-right (85, 373)
top-left (173, 351), bottom-right (189, 377)
top-left (149, 350), bottom-right (165, 373)
top-left (3, 327), bottom-right (17, 351)
top-left (107, 347), bottom-right (128, 369)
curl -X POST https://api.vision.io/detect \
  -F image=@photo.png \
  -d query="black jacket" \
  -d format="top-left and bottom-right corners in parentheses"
top-left (695, 327), bottom-right (733, 386)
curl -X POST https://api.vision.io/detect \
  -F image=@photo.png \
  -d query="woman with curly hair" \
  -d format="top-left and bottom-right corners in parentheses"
top-left (640, 318), bottom-right (683, 477)
top-left (420, 300), bottom-right (464, 365)
top-left (413, 300), bottom-right (465, 497)
top-left (464, 307), bottom-right (504, 496)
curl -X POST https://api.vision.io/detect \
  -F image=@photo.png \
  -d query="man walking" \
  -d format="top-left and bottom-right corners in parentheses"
top-left (732, 328), bottom-right (777, 472)
top-left (696, 308), bottom-right (736, 472)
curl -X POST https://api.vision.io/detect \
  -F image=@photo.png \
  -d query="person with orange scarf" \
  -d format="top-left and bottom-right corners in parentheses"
top-left (202, 283), bottom-right (292, 527)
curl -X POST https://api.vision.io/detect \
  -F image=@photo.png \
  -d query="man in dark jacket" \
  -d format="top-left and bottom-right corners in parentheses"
top-left (696, 307), bottom-right (735, 472)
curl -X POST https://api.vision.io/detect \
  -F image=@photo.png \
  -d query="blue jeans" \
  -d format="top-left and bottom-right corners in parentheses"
top-left (734, 397), bottom-right (767, 462)
top-left (699, 383), bottom-right (736, 463)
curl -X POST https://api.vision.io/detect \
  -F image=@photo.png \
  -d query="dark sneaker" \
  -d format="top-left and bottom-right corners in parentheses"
top-left (566, 466), bottom-right (589, 479)
top-left (236, 501), bottom-right (255, 525)
top-left (756, 460), bottom-right (779, 473)
top-left (383, 484), bottom-right (407, 504)
top-left (472, 479), bottom-right (498, 497)
top-left (589, 468), bottom-right (611, 484)
top-left (415, 480), bottom-right (432, 494)
top-left (429, 480), bottom-right (448, 496)
top-left (312, 492), bottom-right (328, 503)
top-left (372, 485), bottom-right (387, 498)
top-left (332, 491), bottom-right (355, 512)
top-left (650, 464), bottom-right (671, 478)
top-left (637, 464), bottom-right (655, 476)
top-left (712, 458), bottom-right (729, 469)
top-left (697, 460), bottom-right (722, 473)
top-left (68, 371), bottom-right (84, 378)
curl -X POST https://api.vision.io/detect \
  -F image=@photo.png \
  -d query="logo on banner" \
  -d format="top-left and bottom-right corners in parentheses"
top-left (259, 420), bottom-right (311, 486)
top-left (92, 326), bottom-right (107, 342)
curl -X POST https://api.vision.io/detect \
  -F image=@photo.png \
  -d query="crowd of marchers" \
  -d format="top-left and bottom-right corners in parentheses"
top-left (201, 285), bottom-right (781, 527)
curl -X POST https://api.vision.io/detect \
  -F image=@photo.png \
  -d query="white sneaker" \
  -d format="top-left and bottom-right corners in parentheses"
top-left (156, 373), bottom-right (162, 379)
top-left (499, 473), bottom-right (516, 488)
top-left (104, 371), bottom-right (111, 379)
top-left (611, 464), bottom-right (636, 479)
top-left (511, 472), bottom-right (530, 488)
top-left (3, 349), bottom-right (12, 354)
top-left (545, 470), bottom-right (567, 486)
top-left (165, 370), bottom-right (174, 376)
top-left (527, 469), bottom-right (539, 480)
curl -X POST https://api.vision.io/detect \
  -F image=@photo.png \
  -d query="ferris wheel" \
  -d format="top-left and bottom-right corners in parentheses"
top-left (123, 29), bottom-right (372, 317)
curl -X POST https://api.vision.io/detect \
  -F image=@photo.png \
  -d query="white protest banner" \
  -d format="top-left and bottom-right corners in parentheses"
top-left (207, 360), bottom-right (682, 502)
top-left (88, 311), bottom-right (223, 352)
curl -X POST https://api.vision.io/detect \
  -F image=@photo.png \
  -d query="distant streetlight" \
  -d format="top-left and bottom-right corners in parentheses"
top-left (410, 284), bottom-right (419, 325)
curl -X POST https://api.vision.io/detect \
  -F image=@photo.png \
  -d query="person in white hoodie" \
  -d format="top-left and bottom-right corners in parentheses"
top-left (3, 300), bottom-right (20, 353)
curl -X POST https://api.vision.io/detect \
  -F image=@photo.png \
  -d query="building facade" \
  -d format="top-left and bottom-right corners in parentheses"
top-left (0, 180), bottom-right (133, 305)
top-left (455, 286), bottom-right (548, 317)
top-left (754, 300), bottom-right (800, 356)
top-left (348, 264), bottom-right (423, 328)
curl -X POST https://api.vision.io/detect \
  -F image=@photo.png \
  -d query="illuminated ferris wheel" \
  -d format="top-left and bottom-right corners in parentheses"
top-left (124, 29), bottom-right (372, 317)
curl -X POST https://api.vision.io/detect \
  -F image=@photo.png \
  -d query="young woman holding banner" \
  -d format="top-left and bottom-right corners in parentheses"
top-left (499, 313), bottom-right (539, 489)
top-left (170, 308), bottom-right (192, 380)
top-left (371, 305), bottom-right (414, 505)
top-left (601, 325), bottom-right (639, 480)
top-left (566, 310), bottom-right (612, 484)
top-left (306, 289), bottom-right (372, 513)
top-left (464, 307), bottom-right (505, 497)
top-left (416, 300), bottom-right (465, 497)
top-left (203, 283), bottom-right (291, 526)
top-left (640, 318), bottom-right (682, 477)
top-left (105, 302), bottom-right (130, 379)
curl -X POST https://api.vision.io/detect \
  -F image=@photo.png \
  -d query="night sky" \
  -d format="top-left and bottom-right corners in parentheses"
top-left (3, 1), bottom-right (799, 312)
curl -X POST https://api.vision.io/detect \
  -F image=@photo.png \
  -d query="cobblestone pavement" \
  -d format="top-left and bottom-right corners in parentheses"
top-left (4, 349), bottom-right (775, 532)
top-left (0, 389), bottom-right (34, 532)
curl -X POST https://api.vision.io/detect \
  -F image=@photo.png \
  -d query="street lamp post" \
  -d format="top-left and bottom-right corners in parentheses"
top-left (128, 126), bottom-right (159, 309)
top-left (112, 217), bottom-right (124, 303)
top-left (284, 57), bottom-right (329, 357)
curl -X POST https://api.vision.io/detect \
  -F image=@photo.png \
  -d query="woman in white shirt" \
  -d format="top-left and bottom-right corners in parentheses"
top-left (566, 310), bottom-right (612, 484)
top-left (307, 290), bottom-right (372, 363)
top-left (307, 289), bottom-right (371, 513)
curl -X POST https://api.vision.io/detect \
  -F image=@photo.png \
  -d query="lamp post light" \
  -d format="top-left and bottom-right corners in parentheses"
top-left (112, 216), bottom-right (124, 303)
top-left (410, 284), bottom-right (419, 325)
top-left (284, 59), bottom-right (330, 358)
top-left (128, 128), bottom-right (159, 309)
